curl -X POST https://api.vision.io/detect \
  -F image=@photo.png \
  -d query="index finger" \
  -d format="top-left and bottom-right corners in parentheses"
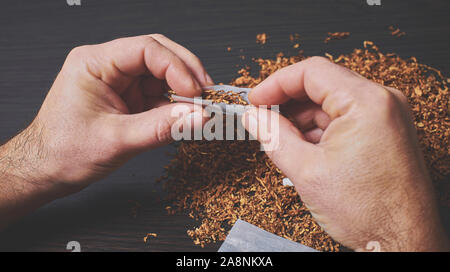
top-left (78, 35), bottom-right (203, 97)
top-left (149, 34), bottom-right (214, 86)
top-left (249, 56), bottom-right (382, 119)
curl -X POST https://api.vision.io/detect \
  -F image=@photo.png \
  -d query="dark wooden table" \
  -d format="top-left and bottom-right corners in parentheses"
top-left (0, 0), bottom-right (448, 251)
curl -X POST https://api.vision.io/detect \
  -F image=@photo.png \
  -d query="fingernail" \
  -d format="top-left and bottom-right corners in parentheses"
top-left (193, 78), bottom-right (202, 92)
top-left (248, 88), bottom-right (255, 103)
top-left (187, 78), bottom-right (203, 97)
top-left (204, 73), bottom-right (214, 85)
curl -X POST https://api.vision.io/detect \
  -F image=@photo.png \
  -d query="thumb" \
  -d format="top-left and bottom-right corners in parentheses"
top-left (241, 107), bottom-right (320, 182)
top-left (116, 103), bottom-right (205, 151)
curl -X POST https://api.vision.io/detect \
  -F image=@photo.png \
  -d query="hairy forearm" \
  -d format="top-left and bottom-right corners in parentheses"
top-left (0, 121), bottom-right (55, 230)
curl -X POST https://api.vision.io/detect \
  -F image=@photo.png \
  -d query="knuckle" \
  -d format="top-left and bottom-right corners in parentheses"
top-left (307, 56), bottom-right (332, 67)
top-left (376, 87), bottom-right (397, 104)
top-left (370, 87), bottom-right (399, 114)
top-left (64, 45), bottom-right (94, 71)
top-left (389, 87), bottom-right (409, 105)
top-left (149, 33), bottom-right (167, 40)
top-left (142, 35), bottom-right (158, 46)
top-left (67, 45), bottom-right (91, 60)
top-left (154, 117), bottom-right (173, 144)
top-left (398, 92), bottom-right (408, 105)
top-left (140, 36), bottom-right (160, 57)
top-left (65, 45), bottom-right (96, 68)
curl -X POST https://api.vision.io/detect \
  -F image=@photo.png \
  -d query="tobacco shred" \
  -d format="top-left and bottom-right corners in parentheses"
top-left (161, 39), bottom-right (449, 251)
top-left (143, 233), bottom-right (158, 243)
top-left (202, 89), bottom-right (249, 105)
top-left (256, 33), bottom-right (268, 45)
top-left (388, 25), bottom-right (406, 37)
top-left (324, 32), bottom-right (350, 43)
top-left (289, 33), bottom-right (301, 42)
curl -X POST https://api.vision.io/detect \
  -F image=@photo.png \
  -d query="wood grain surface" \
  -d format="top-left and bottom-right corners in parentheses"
top-left (0, 0), bottom-right (448, 251)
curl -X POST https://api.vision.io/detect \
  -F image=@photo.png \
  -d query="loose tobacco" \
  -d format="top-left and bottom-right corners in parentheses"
top-left (388, 25), bottom-right (406, 37)
top-left (161, 40), bottom-right (449, 251)
top-left (324, 32), bottom-right (350, 43)
top-left (256, 33), bottom-right (268, 45)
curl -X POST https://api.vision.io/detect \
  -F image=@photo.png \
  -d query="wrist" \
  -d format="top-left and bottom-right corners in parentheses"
top-left (372, 223), bottom-right (449, 252)
top-left (0, 120), bottom-right (60, 202)
top-left (358, 191), bottom-right (449, 252)
top-left (0, 121), bottom-right (59, 228)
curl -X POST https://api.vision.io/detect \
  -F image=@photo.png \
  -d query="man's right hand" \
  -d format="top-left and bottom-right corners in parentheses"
top-left (242, 56), bottom-right (449, 251)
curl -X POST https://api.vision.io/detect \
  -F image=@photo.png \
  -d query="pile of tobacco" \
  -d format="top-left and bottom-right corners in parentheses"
top-left (161, 38), bottom-right (449, 251)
